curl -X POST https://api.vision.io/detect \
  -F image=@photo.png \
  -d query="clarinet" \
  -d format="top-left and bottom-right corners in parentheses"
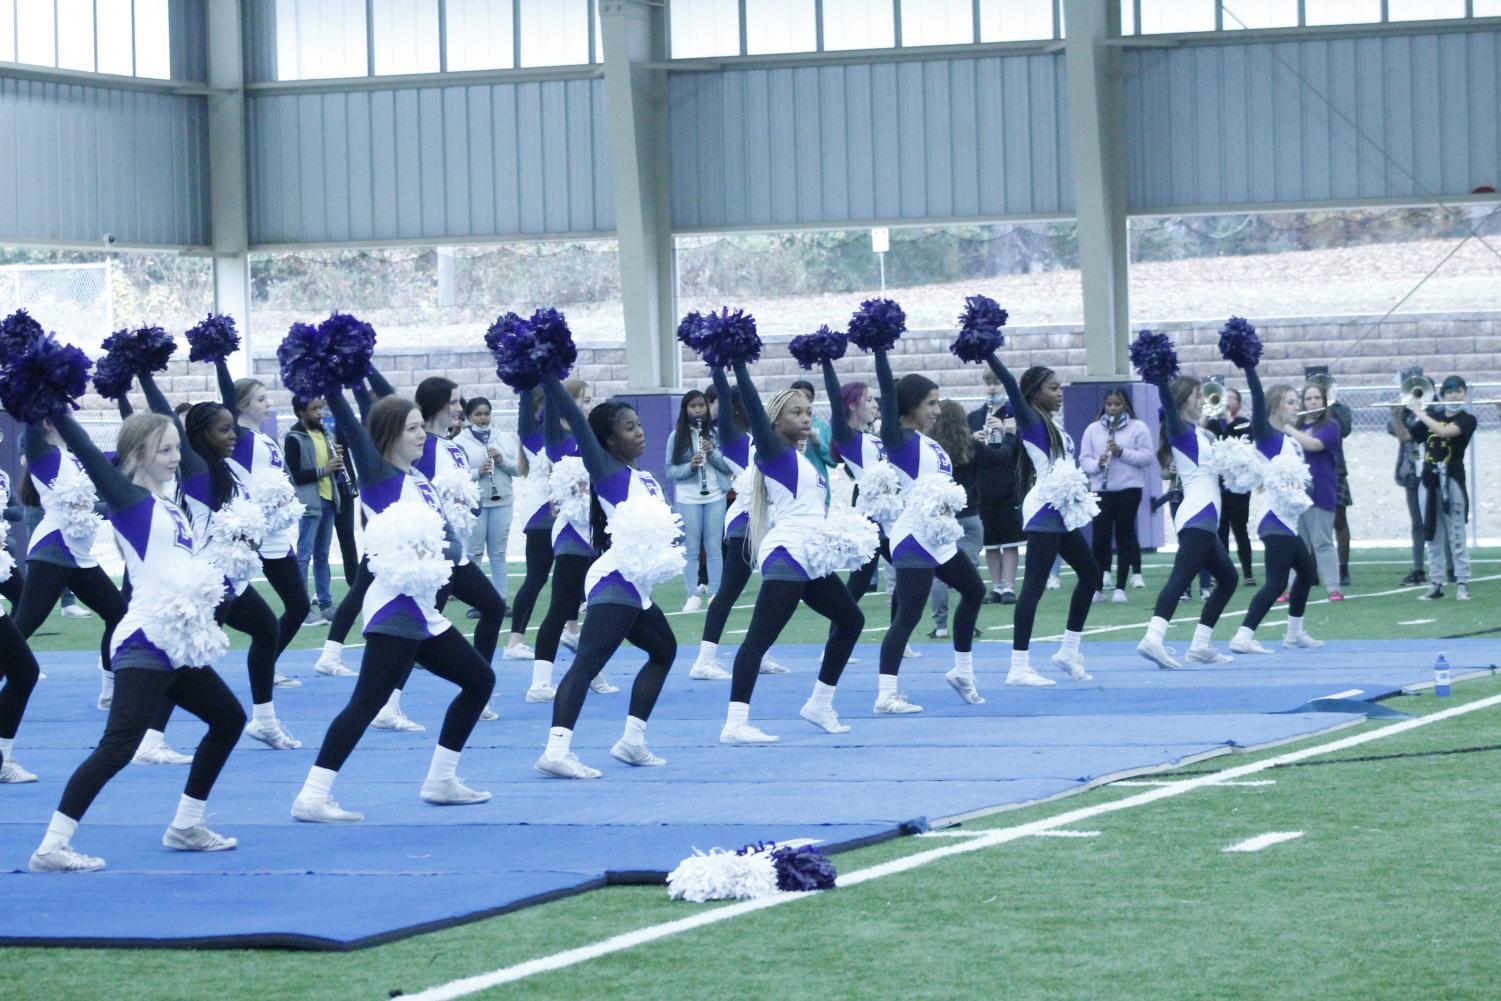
top-left (1100, 415), bottom-right (1117, 486)
top-left (692, 418), bottom-right (710, 496)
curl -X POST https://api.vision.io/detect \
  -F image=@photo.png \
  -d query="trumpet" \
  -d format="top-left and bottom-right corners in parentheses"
top-left (1365, 373), bottom-right (1437, 409)
top-left (1202, 377), bottom-right (1227, 419)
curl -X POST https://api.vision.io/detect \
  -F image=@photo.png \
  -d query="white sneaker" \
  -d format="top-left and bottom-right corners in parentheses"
top-left (610, 739), bottom-right (668, 766)
top-left (689, 661), bottom-right (732, 680)
top-left (720, 722), bottom-right (780, 744)
top-left (873, 691), bottom-right (924, 714)
top-left (1091, 591), bottom-right (1105, 604)
top-left (60, 604), bottom-right (91, 619)
top-left (503, 643), bottom-right (535, 660)
top-left (370, 706), bottom-right (425, 732)
top-left (1185, 646), bottom-right (1234, 665)
top-left (561, 629), bottom-right (581, 652)
top-left (525, 685), bottom-right (557, 703)
top-left (944, 669), bottom-right (986, 704)
top-left (479, 703), bottom-right (499, 721)
top-left (420, 776), bottom-right (492, 805)
top-left (1005, 666), bottom-right (1056, 687)
top-left (291, 796), bottom-right (364, 823)
top-left (759, 654), bottom-right (790, 674)
top-left (1136, 637), bottom-right (1181, 670)
top-left (244, 718), bottom-right (302, 750)
top-left (799, 702), bottom-right (852, 733)
top-left (315, 652), bottom-right (356, 677)
top-left (163, 824), bottom-right (238, 852)
top-left (133, 742), bottom-right (193, 766)
top-left (97, 691), bottom-right (112, 711)
top-left (1283, 633), bottom-right (1324, 649)
top-left (590, 675), bottom-right (620, 694)
top-left (0, 758), bottom-right (37, 783)
top-left (273, 673), bottom-right (302, 689)
top-left (681, 595), bottom-right (702, 613)
top-left (1050, 651), bottom-right (1093, 682)
top-left (902, 644), bottom-right (921, 659)
top-left (1131, 573), bottom-right (1146, 589)
top-left (28, 844), bottom-right (105, 872)
top-left (1101, 572), bottom-right (1114, 591)
top-left (1112, 589), bottom-right (1128, 604)
top-left (1046, 575), bottom-right (1061, 590)
top-left (1457, 583), bottom-right (1471, 602)
top-left (1229, 636), bottom-right (1274, 655)
top-left (534, 752), bottom-right (602, 779)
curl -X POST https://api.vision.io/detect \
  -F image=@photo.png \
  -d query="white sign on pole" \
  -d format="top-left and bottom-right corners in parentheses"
top-left (871, 228), bottom-right (889, 254)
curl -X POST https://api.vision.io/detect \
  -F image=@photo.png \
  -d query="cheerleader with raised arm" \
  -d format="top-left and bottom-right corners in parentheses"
top-left (0, 316), bottom-right (43, 784)
top-left (287, 317), bottom-right (495, 822)
top-left (18, 334), bottom-right (246, 871)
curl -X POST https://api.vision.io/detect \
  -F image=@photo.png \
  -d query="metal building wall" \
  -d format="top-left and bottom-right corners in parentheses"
top-left (1124, 28), bottom-right (1501, 212)
top-left (668, 53), bottom-right (1074, 230)
top-left (246, 78), bottom-right (614, 245)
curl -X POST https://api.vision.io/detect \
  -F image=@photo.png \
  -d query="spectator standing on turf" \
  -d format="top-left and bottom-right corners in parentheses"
top-left (285, 395), bottom-right (343, 625)
top-left (1079, 387), bottom-right (1153, 604)
top-left (1388, 367), bottom-right (1428, 586)
top-left (967, 370), bottom-right (1023, 603)
top-left (791, 379), bottom-right (834, 506)
top-left (1403, 375), bottom-right (1476, 602)
top-left (454, 397), bottom-right (518, 604)
top-left (1295, 383), bottom-right (1343, 601)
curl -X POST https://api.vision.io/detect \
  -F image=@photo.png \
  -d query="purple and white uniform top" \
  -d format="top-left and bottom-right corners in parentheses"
top-left (584, 466), bottom-right (670, 608)
top-left (109, 492), bottom-right (200, 668)
top-left (179, 466), bottom-right (255, 596)
top-left (28, 446), bottom-right (98, 568)
top-left (359, 469), bottom-right (455, 640)
top-left (1167, 425), bottom-right (1221, 534)
top-left (753, 447), bottom-right (828, 582)
top-left (548, 435), bottom-right (593, 558)
top-left (518, 427), bottom-right (553, 532)
top-left (416, 433), bottom-right (474, 565)
top-left (721, 436), bottom-right (755, 539)
top-left (1018, 419), bottom-right (1078, 534)
top-left (1254, 432), bottom-right (1305, 538)
top-left (228, 428), bottom-right (296, 559)
top-left (887, 431), bottom-right (957, 567)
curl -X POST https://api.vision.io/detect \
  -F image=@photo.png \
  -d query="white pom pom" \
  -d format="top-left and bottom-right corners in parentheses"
top-left (1035, 461), bottom-right (1100, 531)
top-left (135, 557), bottom-right (230, 666)
top-left (855, 460), bottom-right (906, 526)
top-left (250, 469), bottom-right (304, 535)
top-left (205, 497), bottom-right (267, 584)
top-left (806, 504), bottom-right (880, 579)
top-left (1213, 438), bottom-right (1267, 494)
top-left (667, 848), bottom-right (779, 903)
top-left (46, 472), bottom-right (103, 549)
top-left (0, 548), bottom-right (14, 585)
top-left (547, 456), bottom-right (591, 527)
top-left (902, 476), bottom-right (968, 550)
top-left (431, 467), bottom-right (480, 538)
top-left (1262, 450), bottom-right (1313, 523)
top-left (364, 499), bottom-right (454, 599)
top-left (606, 495), bottom-right (684, 590)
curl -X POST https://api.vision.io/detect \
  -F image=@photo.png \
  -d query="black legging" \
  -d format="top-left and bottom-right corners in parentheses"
top-left (1152, 526), bottom-right (1238, 625)
top-left (1013, 530), bottom-right (1100, 651)
top-left (703, 534), bottom-right (753, 645)
top-left (56, 666), bottom-right (245, 821)
top-left (534, 554), bottom-right (592, 663)
top-left (0, 614), bottom-right (40, 742)
top-left (334, 489), bottom-right (360, 586)
top-left (222, 586), bottom-right (280, 705)
top-left (1243, 534), bottom-right (1315, 630)
top-left (14, 562), bottom-right (125, 669)
top-left (261, 554), bottom-right (312, 656)
top-left (0, 555), bottom-right (23, 607)
top-left (328, 558), bottom-right (372, 644)
top-left (552, 602), bottom-right (676, 730)
top-left (436, 560), bottom-right (506, 663)
top-left (879, 553), bottom-right (985, 677)
top-left (730, 574), bottom-right (864, 705)
top-left (1090, 488), bottom-right (1142, 585)
top-left (314, 628), bottom-right (495, 771)
top-left (1218, 490), bottom-right (1254, 580)
top-left (847, 532), bottom-right (892, 602)
top-left (509, 527), bottom-right (554, 635)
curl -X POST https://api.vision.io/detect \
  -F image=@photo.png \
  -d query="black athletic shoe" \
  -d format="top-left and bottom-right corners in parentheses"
top-left (1339, 572), bottom-right (1351, 588)
top-left (999, 588), bottom-right (1017, 605)
top-left (1400, 569), bottom-right (1426, 586)
top-left (984, 590), bottom-right (1005, 605)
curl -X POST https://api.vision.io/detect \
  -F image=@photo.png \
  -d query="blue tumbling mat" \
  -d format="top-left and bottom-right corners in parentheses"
top-left (1, 638), bottom-right (1494, 949)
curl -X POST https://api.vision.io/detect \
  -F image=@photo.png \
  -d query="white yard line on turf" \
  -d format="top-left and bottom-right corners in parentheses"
top-left (1223, 831), bottom-right (1303, 853)
top-left (1113, 779), bottom-right (1276, 788)
top-left (402, 691), bottom-right (1501, 1001)
top-left (1399, 618), bottom-right (1436, 626)
top-left (1322, 689), bottom-right (1364, 700)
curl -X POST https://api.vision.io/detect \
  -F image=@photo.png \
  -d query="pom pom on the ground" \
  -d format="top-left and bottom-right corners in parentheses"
top-left (1212, 437), bottom-right (1267, 493)
top-left (546, 455), bottom-right (591, 527)
top-left (431, 467), bottom-right (480, 539)
top-left (805, 503), bottom-right (880, 579)
top-left (854, 460), bottom-right (906, 527)
top-left (1217, 316), bottom-right (1262, 369)
top-left (770, 844), bottom-right (838, 892)
top-left (185, 313), bottom-right (241, 364)
top-left (1035, 461), bottom-right (1100, 532)
top-left (666, 848), bottom-right (778, 902)
top-left (277, 314), bottom-right (377, 398)
top-left (0, 309), bottom-right (44, 365)
top-left (47, 473), bottom-right (105, 550)
top-left (249, 468), bottom-right (305, 535)
top-left (205, 496), bottom-right (267, 585)
top-left (606, 494), bottom-right (685, 590)
top-left (676, 311), bottom-right (707, 356)
top-left (485, 312), bottom-right (526, 355)
top-left (92, 354), bottom-right (134, 402)
top-left (100, 325), bottom-right (176, 375)
top-left (788, 325), bottom-right (848, 370)
top-left (1128, 329), bottom-right (1180, 385)
top-left (528, 308), bottom-right (578, 382)
top-left (136, 557), bottom-right (230, 666)
top-left (951, 295), bottom-right (1008, 362)
top-left (847, 298), bottom-right (906, 352)
top-left (900, 475), bottom-right (968, 551)
top-left (1262, 449), bottom-right (1313, 523)
top-left (0, 334), bottom-right (91, 422)
top-left (364, 498), bottom-right (454, 599)
top-left (699, 307), bottom-right (761, 368)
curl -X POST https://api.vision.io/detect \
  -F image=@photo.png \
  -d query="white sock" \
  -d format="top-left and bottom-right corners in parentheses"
top-left (321, 640), bottom-right (342, 659)
top-left (725, 702), bottom-right (749, 728)
top-left (1234, 626), bottom-right (1254, 644)
top-left (426, 746), bottom-right (460, 784)
top-left (1009, 649), bottom-right (1031, 673)
top-left (877, 675), bottom-right (898, 698)
top-left (251, 702), bottom-right (276, 724)
top-left (0, 737), bottom-right (13, 757)
top-left (809, 680), bottom-right (836, 708)
top-left (385, 689), bottom-right (403, 712)
top-left (531, 660), bottom-right (554, 690)
top-left (298, 765), bottom-right (338, 803)
top-left (139, 729), bottom-right (166, 753)
top-left (1286, 615), bottom-right (1306, 638)
top-left (39, 812), bottom-right (79, 853)
top-left (1146, 616), bottom-right (1170, 643)
top-left (99, 667), bottom-right (114, 693)
top-left (545, 726), bottom-right (573, 758)
top-left (171, 794), bottom-right (207, 829)
top-left (622, 715), bottom-right (647, 743)
top-left (1190, 624), bottom-right (1213, 650)
top-left (952, 651), bottom-right (974, 679)
top-left (1060, 630), bottom-right (1082, 658)
top-left (694, 641), bottom-right (718, 668)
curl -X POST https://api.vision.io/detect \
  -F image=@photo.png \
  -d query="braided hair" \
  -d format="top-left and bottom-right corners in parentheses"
top-left (585, 399), bottom-right (637, 553)
top-left (185, 402), bottom-right (239, 509)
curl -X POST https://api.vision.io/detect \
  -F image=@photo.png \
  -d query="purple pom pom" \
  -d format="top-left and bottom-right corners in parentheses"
top-left (788, 325), bottom-right (848, 370)
top-left (100, 325), bottom-right (176, 375)
top-left (1218, 316), bottom-right (1263, 369)
top-left (0, 309), bottom-right (45, 365)
top-left (699, 307), bottom-right (761, 368)
top-left (528, 308), bottom-right (578, 381)
top-left (490, 318), bottom-right (547, 392)
top-left (769, 845), bottom-right (838, 892)
top-left (276, 313), bottom-right (376, 397)
top-left (485, 312), bottom-right (526, 355)
top-left (676, 311), bottom-right (708, 355)
top-left (185, 313), bottom-right (240, 364)
top-left (0, 334), bottom-right (91, 422)
top-left (951, 295), bottom-right (1009, 363)
top-left (1129, 329), bottom-right (1180, 385)
top-left (92, 354), bottom-right (134, 401)
top-left (847, 298), bottom-right (906, 352)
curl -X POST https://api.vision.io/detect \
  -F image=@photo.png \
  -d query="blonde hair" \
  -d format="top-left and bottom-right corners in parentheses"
top-left (564, 377), bottom-right (588, 402)
top-left (746, 389), bottom-right (804, 558)
top-left (233, 378), bottom-right (265, 415)
top-left (116, 413), bottom-right (175, 481)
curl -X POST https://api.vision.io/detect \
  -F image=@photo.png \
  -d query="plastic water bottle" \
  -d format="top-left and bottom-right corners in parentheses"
top-left (1433, 654), bottom-right (1451, 698)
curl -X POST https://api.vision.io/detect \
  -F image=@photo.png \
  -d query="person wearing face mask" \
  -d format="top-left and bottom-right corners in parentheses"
top-left (969, 370), bottom-right (1023, 604)
top-left (1403, 376), bottom-right (1476, 602)
top-left (453, 397), bottom-right (518, 606)
top-left (1079, 388), bottom-right (1152, 604)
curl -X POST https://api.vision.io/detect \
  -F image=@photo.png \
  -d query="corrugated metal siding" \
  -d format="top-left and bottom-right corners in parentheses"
top-left (669, 54), bottom-right (1074, 230)
top-left (247, 78), bottom-right (613, 245)
top-left (169, 0), bottom-right (209, 82)
top-left (1125, 29), bottom-right (1501, 211)
top-left (0, 80), bottom-right (209, 246)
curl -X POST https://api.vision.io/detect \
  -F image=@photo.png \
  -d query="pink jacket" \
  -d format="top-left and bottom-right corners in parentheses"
top-left (1079, 416), bottom-right (1154, 492)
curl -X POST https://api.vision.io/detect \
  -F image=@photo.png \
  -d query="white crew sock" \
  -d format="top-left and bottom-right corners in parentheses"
top-left (877, 675), bottom-right (898, 698)
top-left (251, 702), bottom-right (276, 725)
top-left (99, 666), bottom-right (114, 694)
top-left (694, 641), bottom-right (719, 668)
top-left (622, 715), bottom-right (648, 744)
top-left (1234, 626), bottom-right (1254, 644)
top-left (725, 702), bottom-right (750, 728)
top-left (1009, 649), bottom-right (1031, 673)
top-left (1190, 624), bottom-right (1213, 650)
top-left (39, 812), bottom-right (79, 853)
top-left (138, 729), bottom-right (166, 753)
top-left (1146, 616), bottom-right (1170, 643)
top-left (809, 680), bottom-right (836, 708)
top-left (545, 726), bottom-right (573, 758)
top-left (531, 660), bottom-right (554, 690)
top-left (298, 765), bottom-right (338, 803)
top-left (0, 737), bottom-right (13, 757)
top-left (171, 795), bottom-right (207, 829)
top-left (426, 746), bottom-right (461, 784)
top-left (1059, 630), bottom-right (1082, 659)
top-left (1286, 615), bottom-right (1306, 638)
top-left (952, 651), bottom-right (974, 679)
top-left (321, 640), bottom-right (342, 658)
top-left (384, 689), bottom-right (403, 713)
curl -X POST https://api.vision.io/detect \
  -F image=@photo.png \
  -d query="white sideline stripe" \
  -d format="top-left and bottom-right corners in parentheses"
top-left (1223, 831), bottom-right (1304, 853)
top-left (917, 830), bottom-right (986, 838)
top-left (1033, 829), bottom-right (1100, 838)
top-left (1114, 779), bottom-right (1276, 788)
top-left (1399, 618), bottom-right (1436, 626)
top-left (1322, 689), bottom-right (1364, 700)
top-left (402, 691), bottom-right (1501, 1001)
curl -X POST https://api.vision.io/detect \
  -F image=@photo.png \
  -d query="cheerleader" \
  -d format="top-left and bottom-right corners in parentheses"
top-left (0, 458), bottom-right (41, 784)
top-left (503, 388), bottom-right (551, 660)
top-left (314, 379), bottom-right (378, 677)
top-left (1213, 388), bottom-right (1256, 586)
top-left (291, 382), bottom-right (495, 821)
top-left (820, 372), bottom-right (892, 602)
